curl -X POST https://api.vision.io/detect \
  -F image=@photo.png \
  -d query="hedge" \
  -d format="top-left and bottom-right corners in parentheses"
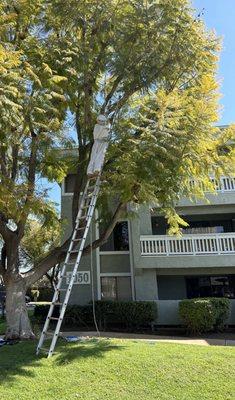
top-left (179, 298), bottom-right (230, 335)
top-left (34, 301), bottom-right (158, 331)
top-left (34, 304), bottom-right (60, 320)
top-left (95, 300), bottom-right (157, 330)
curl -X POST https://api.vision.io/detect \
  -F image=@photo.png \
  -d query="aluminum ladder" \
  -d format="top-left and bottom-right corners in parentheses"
top-left (36, 174), bottom-right (101, 357)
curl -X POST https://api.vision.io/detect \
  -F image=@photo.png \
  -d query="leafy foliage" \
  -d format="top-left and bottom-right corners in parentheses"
top-left (21, 216), bottom-right (62, 266)
top-left (179, 298), bottom-right (231, 334)
top-left (95, 300), bottom-right (158, 331)
top-left (0, 0), bottom-right (234, 337)
top-left (34, 300), bottom-right (158, 331)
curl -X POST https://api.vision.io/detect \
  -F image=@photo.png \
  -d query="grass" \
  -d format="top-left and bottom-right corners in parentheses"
top-left (0, 339), bottom-right (234, 400)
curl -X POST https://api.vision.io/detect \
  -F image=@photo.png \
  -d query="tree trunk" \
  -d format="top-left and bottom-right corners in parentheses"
top-left (4, 275), bottom-right (35, 340)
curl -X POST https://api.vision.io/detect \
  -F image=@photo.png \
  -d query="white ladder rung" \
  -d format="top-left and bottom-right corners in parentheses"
top-left (79, 215), bottom-right (87, 220)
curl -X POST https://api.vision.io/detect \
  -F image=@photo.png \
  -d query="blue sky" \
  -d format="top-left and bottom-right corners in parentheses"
top-left (194, 0), bottom-right (235, 125)
top-left (47, 0), bottom-right (235, 207)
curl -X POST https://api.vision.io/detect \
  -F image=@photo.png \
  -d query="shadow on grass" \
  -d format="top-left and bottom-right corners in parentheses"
top-left (0, 338), bottom-right (124, 384)
top-left (54, 338), bottom-right (123, 365)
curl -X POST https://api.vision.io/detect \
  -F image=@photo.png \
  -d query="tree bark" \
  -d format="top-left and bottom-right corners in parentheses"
top-left (4, 275), bottom-right (35, 340)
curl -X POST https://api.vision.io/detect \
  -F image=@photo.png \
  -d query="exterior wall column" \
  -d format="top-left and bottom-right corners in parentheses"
top-left (128, 204), bottom-right (158, 301)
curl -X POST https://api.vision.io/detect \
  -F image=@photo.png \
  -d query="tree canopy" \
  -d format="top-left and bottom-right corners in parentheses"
top-left (0, 0), bottom-right (234, 339)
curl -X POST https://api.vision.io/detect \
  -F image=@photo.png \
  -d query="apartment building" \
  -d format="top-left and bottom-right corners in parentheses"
top-left (61, 164), bottom-right (235, 325)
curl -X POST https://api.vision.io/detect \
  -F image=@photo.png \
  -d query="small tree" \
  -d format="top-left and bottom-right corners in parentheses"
top-left (0, 0), bottom-right (234, 339)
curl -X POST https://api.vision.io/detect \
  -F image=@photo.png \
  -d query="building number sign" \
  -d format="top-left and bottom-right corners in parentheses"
top-left (66, 271), bottom-right (91, 285)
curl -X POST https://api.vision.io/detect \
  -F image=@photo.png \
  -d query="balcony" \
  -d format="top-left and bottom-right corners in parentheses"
top-left (190, 176), bottom-right (235, 193)
top-left (140, 233), bottom-right (235, 257)
top-left (210, 176), bottom-right (235, 192)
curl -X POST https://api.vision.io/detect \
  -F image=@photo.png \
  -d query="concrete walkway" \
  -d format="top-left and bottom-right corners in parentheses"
top-left (61, 331), bottom-right (235, 347)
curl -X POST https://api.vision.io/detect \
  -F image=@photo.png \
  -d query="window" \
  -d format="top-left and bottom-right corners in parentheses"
top-left (100, 221), bottom-right (129, 251)
top-left (151, 215), bottom-right (235, 235)
top-left (186, 275), bottom-right (235, 299)
top-left (101, 276), bottom-right (132, 301)
top-left (64, 174), bottom-right (76, 193)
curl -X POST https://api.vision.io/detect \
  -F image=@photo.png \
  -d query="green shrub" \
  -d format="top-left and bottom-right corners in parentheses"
top-left (95, 300), bottom-right (158, 331)
top-left (38, 288), bottom-right (54, 302)
top-left (64, 305), bottom-right (93, 327)
top-left (34, 304), bottom-right (94, 327)
top-left (179, 298), bottom-right (230, 335)
top-left (210, 298), bottom-right (230, 331)
top-left (34, 301), bottom-right (158, 331)
top-left (34, 304), bottom-right (60, 320)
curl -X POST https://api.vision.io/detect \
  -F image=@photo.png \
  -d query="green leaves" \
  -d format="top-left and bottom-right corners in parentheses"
top-left (49, 75), bottom-right (68, 85)
top-left (0, 0), bottom-right (233, 244)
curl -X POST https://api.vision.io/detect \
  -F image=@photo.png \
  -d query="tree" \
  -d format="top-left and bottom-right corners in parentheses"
top-left (0, 0), bottom-right (234, 339)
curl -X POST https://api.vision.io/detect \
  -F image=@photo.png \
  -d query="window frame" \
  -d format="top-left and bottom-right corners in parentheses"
top-left (100, 274), bottom-right (132, 301)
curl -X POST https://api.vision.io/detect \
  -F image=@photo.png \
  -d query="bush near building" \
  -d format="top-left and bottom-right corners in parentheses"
top-left (34, 301), bottom-right (158, 332)
top-left (95, 301), bottom-right (158, 331)
top-left (179, 298), bottom-right (230, 335)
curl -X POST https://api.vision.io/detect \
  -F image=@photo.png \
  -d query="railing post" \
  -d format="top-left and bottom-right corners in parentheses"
top-left (165, 238), bottom-right (170, 256)
top-left (216, 235), bottom-right (221, 255)
top-left (191, 236), bottom-right (196, 255)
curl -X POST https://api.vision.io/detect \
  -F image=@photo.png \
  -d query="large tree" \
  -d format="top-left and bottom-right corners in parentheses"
top-left (0, 0), bottom-right (234, 339)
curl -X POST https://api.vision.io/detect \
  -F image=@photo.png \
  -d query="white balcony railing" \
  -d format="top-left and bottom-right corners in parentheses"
top-left (211, 176), bottom-right (235, 192)
top-left (140, 233), bottom-right (235, 256)
top-left (190, 176), bottom-right (235, 192)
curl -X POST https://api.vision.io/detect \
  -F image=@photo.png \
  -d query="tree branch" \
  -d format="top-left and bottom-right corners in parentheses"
top-left (23, 201), bottom-right (127, 286)
top-left (17, 132), bottom-right (38, 239)
top-left (83, 202), bottom-right (126, 254)
top-left (11, 144), bottom-right (19, 181)
top-left (100, 75), bottom-right (123, 114)
top-left (0, 146), bottom-right (9, 178)
top-left (23, 238), bottom-right (70, 286)
top-left (0, 213), bottom-right (13, 242)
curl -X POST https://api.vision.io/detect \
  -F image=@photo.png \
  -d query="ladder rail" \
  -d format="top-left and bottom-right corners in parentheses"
top-left (36, 180), bottom-right (94, 353)
top-left (37, 175), bottom-right (101, 356)
top-left (46, 177), bottom-right (100, 356)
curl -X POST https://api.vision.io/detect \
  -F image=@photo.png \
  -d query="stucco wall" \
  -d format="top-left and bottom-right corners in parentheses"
top-left (156, 299), bottom-right (235, 325)
top-left (135, 269), bottom-right (158, 301)
top-left (177, 192), bottom-right (235, 208)
top-left (100, 254), bottom-right (130, 273)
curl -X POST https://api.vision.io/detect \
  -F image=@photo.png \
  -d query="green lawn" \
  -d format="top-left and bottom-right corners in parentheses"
top-left (0, 339), bottom-right (234, 400)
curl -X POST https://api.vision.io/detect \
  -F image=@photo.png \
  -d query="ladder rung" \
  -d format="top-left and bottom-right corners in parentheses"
top-left (73, 238), bottom-right (82, 242)
top-left (51, 302), bottom-right (62, 306)
top-left (45, 331), bottom-right (60, 337)
top-left (69, 250), bottom-right (79, 254)
top-left (76, 227), bottom-right (85, 231)
top-left (56, 288), bottom-right (67, 291)
top-left (49, 317), bottom-right (60, 320)
top-left (39, 347), bottom-right (49, 353)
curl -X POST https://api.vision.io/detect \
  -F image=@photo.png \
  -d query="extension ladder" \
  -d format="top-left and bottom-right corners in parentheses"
top-left (36, 174), bottom-right (101, 357)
